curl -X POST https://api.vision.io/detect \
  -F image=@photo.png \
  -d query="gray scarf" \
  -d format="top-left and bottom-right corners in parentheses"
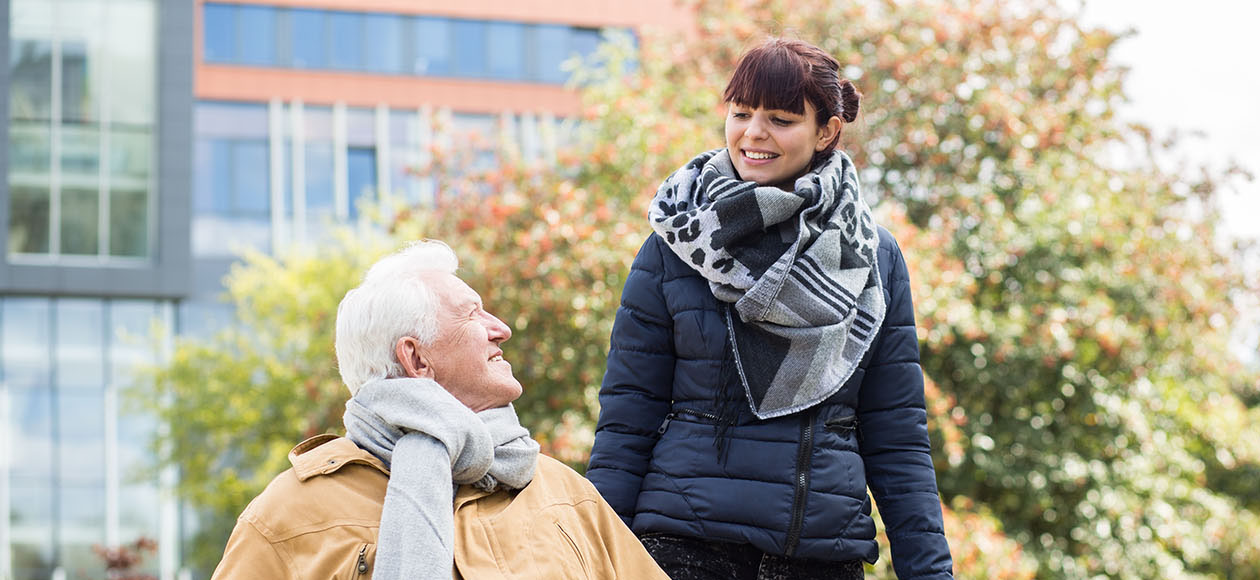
top-left (649, 148), bottom-right (885, 419)
top-left (344, 377), bottom-right (539, 579)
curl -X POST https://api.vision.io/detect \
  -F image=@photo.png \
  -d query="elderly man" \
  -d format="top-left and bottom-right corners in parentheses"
top-left (211, 240), bottom-right (665, 579)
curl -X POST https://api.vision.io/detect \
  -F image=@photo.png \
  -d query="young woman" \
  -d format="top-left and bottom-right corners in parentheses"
top-left (587, 38), bottom-right (954, 579)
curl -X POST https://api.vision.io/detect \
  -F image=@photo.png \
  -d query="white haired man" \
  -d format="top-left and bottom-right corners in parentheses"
top-left (211, 240), bottom-right (666, 579)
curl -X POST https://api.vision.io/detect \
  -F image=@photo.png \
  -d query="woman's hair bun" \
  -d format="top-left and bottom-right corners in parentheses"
top-left (838, 79), bottom-right (861, 123)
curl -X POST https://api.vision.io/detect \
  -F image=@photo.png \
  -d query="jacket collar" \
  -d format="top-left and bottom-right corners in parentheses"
top-left (288, 434), bottom-right (389, 482)
top-left (453, 479), bottom-right (498, 510)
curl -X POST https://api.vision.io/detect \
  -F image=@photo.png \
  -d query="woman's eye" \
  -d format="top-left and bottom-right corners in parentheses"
top-left (772, 117), bottom-right (793, 125)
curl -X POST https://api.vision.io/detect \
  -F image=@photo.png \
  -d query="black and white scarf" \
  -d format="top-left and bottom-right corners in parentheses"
top-left (649, 148), bottom-right (885, 419)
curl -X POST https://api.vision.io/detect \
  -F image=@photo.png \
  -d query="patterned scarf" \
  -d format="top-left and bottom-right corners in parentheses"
top-left (649, 148), bottom-right (885, 419)
top-left (344, 377), bottom-right (539, 579)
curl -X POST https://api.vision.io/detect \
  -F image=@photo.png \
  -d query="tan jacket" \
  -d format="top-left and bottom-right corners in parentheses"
top-left (211, 434), bottom-right (666, 580)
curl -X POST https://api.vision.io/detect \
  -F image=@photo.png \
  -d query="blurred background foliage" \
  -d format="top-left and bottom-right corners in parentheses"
top-left (138, 0), bottom-right (1260, 577)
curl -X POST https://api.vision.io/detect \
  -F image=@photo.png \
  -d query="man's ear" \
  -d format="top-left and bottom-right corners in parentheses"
top-left (394, 336), bottom-right (434, 379)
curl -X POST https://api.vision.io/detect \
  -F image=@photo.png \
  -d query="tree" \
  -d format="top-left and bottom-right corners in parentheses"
top-left (138, 232), bottom-right (397, 572)
top-left (140, 0), bottom-right (1259, 577)
top-left (620, 1), bottom-right (1260, 577)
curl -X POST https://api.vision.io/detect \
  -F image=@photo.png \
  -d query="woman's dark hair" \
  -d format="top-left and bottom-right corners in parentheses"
top-left (723, 38), bottom-right (861, 164)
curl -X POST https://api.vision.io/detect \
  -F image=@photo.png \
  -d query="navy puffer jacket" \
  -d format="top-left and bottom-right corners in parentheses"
top-left (587, 228), bottom-right (953, 579)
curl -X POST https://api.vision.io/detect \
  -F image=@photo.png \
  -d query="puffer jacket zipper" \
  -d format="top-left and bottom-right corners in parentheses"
top-left (657, 408), bottom-right (720, 435)
top-left (784, 409), bottom-right (817, 556)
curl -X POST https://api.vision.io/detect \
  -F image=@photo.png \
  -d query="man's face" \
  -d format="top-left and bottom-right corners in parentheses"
top-left (420, 271), bottom-right (522, 411)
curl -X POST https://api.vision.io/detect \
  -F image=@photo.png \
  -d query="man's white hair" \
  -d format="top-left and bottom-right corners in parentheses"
top-left (335, 239), bottom-right (459, 395)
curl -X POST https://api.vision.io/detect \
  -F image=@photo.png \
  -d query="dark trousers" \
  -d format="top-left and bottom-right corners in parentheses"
top-left (640, 533), bottom-right (865, 580)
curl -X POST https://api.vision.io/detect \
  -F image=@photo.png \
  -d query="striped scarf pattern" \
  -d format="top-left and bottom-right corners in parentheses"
top-left (649, 148), bottom-right (885, 419)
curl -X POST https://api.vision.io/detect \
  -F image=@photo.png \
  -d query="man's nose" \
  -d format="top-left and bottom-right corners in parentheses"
top-left (484, 312), bottom-right (512, 342)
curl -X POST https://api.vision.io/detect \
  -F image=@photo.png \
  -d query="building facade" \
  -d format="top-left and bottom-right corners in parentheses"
top-left (1, 1), bottom-right (683, 578)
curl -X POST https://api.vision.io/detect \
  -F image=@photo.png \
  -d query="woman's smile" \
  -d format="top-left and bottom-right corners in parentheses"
top-left (726, 100), bottom-right (831, 189)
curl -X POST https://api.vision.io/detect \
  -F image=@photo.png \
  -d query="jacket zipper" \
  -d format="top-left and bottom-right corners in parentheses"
top-left (784, 409), bottom-right (817, 556)
top-left (656, 408), bottom-right (720, 435)
top-left (355, 544), bottom-right (369, 576)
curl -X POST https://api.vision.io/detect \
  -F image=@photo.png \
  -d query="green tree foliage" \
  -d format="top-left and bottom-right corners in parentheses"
top-left (138, 233), bottom-right (398, 571)
top-left (139, 0), bottom-right (1259, 577)
top-left (575, 1), bottom-right (1260, 576)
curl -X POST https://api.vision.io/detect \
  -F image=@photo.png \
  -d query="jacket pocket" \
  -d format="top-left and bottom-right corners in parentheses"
top-left (554, 521), bottom-right (592, 580)
top-left (343, 542), bottom-right (375, 579)
top-left (824, 415), bottom-right (858, 436)
top-left (656, 407), bottom-right (720, 436)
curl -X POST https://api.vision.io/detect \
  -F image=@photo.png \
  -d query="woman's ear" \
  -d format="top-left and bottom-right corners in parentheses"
top-left (394, 336), bottom-right (434, 379)
top-left (816, 116), bottom-right (842, 151)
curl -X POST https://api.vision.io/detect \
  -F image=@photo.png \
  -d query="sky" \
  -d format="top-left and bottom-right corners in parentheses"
top-left (1069, 0), bottom-right (1260, 359)
top-left (1071, 0), bottom-right (1260, 241)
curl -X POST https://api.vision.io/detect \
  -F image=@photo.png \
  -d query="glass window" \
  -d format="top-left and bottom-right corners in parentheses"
top-left (104, 0), bottom-right (156, 126)
top-left (55, 299), bottom-right (105, 390)
top-left (7, 389), bottom-right (54, 477)
top-left (301, 105), bottom-right (334, 220)
top-left (60, 123), bottom-right (101, 177)
top-left (60, 485), bottom-right (108, 579)
top-left (2, 297), bottom-right (52, 368)
top-left (328, 11), bottom-right (363, 70)
top-left (109, 125), bottom-right (152, 257)
top-left (486, 22), bottom-right (525, 81)
top-left (8, 120), bottom-right (51, 173)
top-left (305, 143), bottom-right (335, 213)
top-left (533, 24), bottom-right (570, 84)
top-left (412, 17), bottom-right (450, 75)
top-left (59, 529), bottom-right (108, 580)
top-left (109, 187), bottom-right (148, 257)
top-left (347, 147), bottom-right (376, 219)
top-left (110, 300), bottom-right (160, 384)
top-left (237, 5), bottom-right (277, 66)
top-left (303, 105), bottom-right (335, 142)
top-left (289, 8), bottom-right (325, 68)
top-left (9, 482), bottom-right (55, 579)
top-left (388, 109), bottom-right (429, 205)
top-left (118, 482), bottom-right (161, 537)
top-left (232, 141), bottom-right (271, 216)
top-left (346, 107), bottom-right (375, 147)
top-left (195, 102), bottom-right (270, 139)
top-left (116, 290), bottom-right (164, 533)
top-left (570, 27), bottom-right (602, 61)
top-left (451, 20), bottom-right (486, 77)
top-left (61, 39), bottom-right (94, 123)
top-left (193, 138), bottom-right (228, 215)
top-left (194, 131), bottom-right (270, 219)
top-left (177, 300), bottom-right (234, 337)
top-left (364, 14), bottom-right (403, 74)
top-left (60, 391), bottom-right (107, 484)
top-left (9, 39), bottom-right (54, 120)
top-left (8, 186), bottom-right (51, 254)
top-left (60, 188), bottom-right (101, 256)
top-left (109, 125), bottom-right (152, 180)
top-left (451, 113), bottom-right (498, 171)
top-left (202, 3), bottom-right (236, 62)
top-left (389, 109), bottom-right (421, 146)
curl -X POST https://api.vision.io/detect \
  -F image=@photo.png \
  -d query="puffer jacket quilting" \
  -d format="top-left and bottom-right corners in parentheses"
top-left (587, 227), bottom-right (953, 579)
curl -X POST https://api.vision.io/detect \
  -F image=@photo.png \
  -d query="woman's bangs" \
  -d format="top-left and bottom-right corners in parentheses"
top-left (723, 49), bottom-right (806, 114)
